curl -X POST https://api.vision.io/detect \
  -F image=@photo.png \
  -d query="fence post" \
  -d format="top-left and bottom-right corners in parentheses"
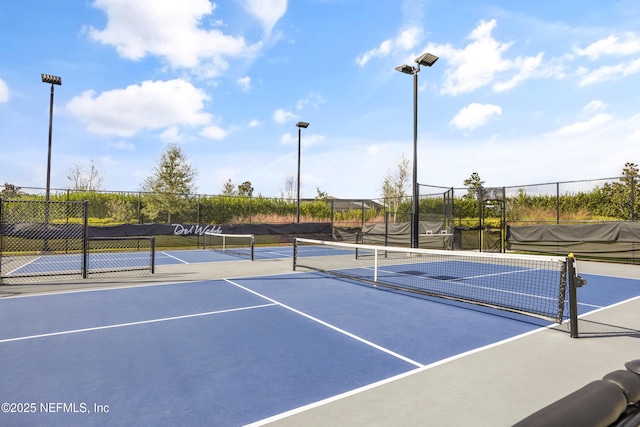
top-left (82, 200), bottom-right (89, 279)
top-left (556, 182), bottom-right (560, 224)
top-left (632, 177), bottom-right (636, 221)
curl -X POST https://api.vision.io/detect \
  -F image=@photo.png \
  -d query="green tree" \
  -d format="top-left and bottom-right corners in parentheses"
top-left (600, 162), bottom-right (639, 219)
top-left (140, 143), bottom-right (198, 223)
top-left (463, 172), bottom-right (484, 200)
top-left (0, 182), bottom-right (22, 199)
top-left (222, 179), bottom-right (236, 196)
top-left (237, 181), bottom-right (254, 197)
top-left (315, 187), bottom-right (328, 201)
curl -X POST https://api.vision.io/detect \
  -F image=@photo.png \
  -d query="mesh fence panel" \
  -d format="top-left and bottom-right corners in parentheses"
top-left (1, 200), bottom-right (87, 282)
top-left (86, 237), bottom-right (155, 276)
top-left (1, 200), bottom-right (154, 283)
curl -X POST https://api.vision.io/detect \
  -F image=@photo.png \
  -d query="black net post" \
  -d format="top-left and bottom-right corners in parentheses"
top-left (151, 236), bottom-right (156, 274)
top-left (567, 254), bottom-right (587, 338)
top-left (293, 239), bottom-right (298, 271)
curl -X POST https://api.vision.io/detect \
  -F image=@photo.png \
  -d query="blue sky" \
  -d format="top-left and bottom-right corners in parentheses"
top-left (1, 0), bottom-right (640, 199)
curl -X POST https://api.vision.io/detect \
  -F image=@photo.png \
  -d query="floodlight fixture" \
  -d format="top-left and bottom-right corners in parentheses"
top-left (415, 52), bottom-right (439, 67)
top-left (395, 64), bottom-right (415, 75)
top-left (296, 121), bottom-right (309, 223)
top-left (41, 74), bottom-right (62, 85)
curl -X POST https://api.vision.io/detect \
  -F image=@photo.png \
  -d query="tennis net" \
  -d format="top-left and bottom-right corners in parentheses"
top-left (293, 238), bottom-right (569, 323)
top-left (203, 232), bottom-right (254, 260)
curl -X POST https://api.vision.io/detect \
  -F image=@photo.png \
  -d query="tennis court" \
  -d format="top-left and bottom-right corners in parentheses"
top-left (1, 243), bottom-right (639, 426)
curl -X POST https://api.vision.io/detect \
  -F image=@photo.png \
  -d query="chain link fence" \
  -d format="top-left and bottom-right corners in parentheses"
top-left (0, 200), bottom-right (154, 283)
top-left (2, 175), bottom-right (639, 254)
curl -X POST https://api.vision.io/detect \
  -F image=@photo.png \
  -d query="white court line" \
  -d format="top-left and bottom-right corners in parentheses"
top-left (160, 251), bottom-right (189, 264)
top-left (5, 256), bottom-right (42, 275)
top-left (223, 279), bottom-right (424, 368)
top-left (0, 303), bottom-right (276, 344)
top-left (245, 322), bottom-right (559, 427)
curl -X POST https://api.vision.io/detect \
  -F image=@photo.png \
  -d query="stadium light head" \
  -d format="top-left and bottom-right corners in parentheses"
top-left (41, 74), bottom-right (62, 85)
top-left (395, 64), bottom-right (415, 75)
top-left (415, 52), bottom-right (439, 67)
top-left (296, 121), bottom-right (309, 128)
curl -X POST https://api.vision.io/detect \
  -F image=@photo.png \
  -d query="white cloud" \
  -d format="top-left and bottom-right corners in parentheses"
top-left (280, 132), bottom-right (324, 146)
top-left (356, 27), bottom-right (423, 67)
top-left (551, 113), bottom-right (613, 136)
top-left (236, 76), bottom-right (251, 92)
top-left (160, 126), bottom-right (184, 143)
top-left (573, 32), bottom-right (640, 60)
top-left (87, 0), bottom-right (260, 76)
top-left (492, 53), bottom-right (543, 92)
top-left (296, 92), bottom-right (325, 110)
top-left (280, 132), bottom-right (296, 145)
top-left (0, 77), bottom-right (9, 103)
top-left (450, 103), bottom-right (502, 131)
top-left (238, 0), bottom-right (287, 35)
top-left (578, 57), bottom-right (640, 86)
top-left (66, 79), bottom-right (211, 137)
top-left (436, 19), bottom-right (543, 96)
top-left (200, 124), bottom-right (230, 140)
top-left (584, 100), bottom-right (607, 113)
top-left (107, 141), bottom-right (135, 151)
top-left (248, 119), bottom-right (262, 128)
top-left (273, 108), bottom-right (297, 124)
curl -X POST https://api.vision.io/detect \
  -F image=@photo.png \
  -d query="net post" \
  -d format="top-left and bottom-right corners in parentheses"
top-left (374, 248), bottom-right (378, 284)
top-left (293, 238), bottom-right (298, 271)
top-left (568, 254), bottom-right (579, 338)
top-left (250, 235), bottom-right (255, 261)
top-left (150, 236), bottom-right (156, 274)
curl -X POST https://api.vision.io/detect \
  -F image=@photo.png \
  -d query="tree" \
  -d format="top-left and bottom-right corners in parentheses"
top-left (315, 187), bottom-right (328, 201)
top-left (140, 143), bottom-right (198, 223)
top-left (379, 154), bottom-right (410, 221)
top-left (463, 172), bottom-right (484, 200)
top-left (0, 182), bottom-right (22, 199)
top-left (280, 175), bottom-right (295, 200)
top-left (237, 181), bottom-right (254, 197)
top-left (222, 179), bottom-right (236, 196)
top-left (67, 160), bottom-right (103, 191)
top-left (600, 162), bottom-right (639, 219)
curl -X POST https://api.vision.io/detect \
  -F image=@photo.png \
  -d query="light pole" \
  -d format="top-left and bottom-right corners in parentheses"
top-left (395, 52), bottom-right (438, 248)
top-left (41, 74), bottom-right (62, 250)
top-left (295, 121), bottom-right (309, 223)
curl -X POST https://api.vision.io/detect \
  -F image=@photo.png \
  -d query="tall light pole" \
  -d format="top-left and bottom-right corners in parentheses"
top-left (41, 74), bottom-right (62, 208)
top-left (41, 74), bottom-right (62, 250)
top-left (395, 52), bottom-right (438, 248)
top-left (295, 121), bottom-right (309, 223)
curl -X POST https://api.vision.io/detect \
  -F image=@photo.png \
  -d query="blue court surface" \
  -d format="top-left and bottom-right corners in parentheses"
top-left (2, 246), bottom-right (293, 277)
top-left (1, 252), bottom-right (639, 426)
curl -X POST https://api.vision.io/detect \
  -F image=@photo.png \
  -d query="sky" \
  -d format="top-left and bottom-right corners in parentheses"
top-left (1, 0), bottom-right (640, 199)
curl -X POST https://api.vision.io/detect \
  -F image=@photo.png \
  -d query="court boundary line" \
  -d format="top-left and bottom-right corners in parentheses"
top-left (246, 322), bottom-right (559, 427)
top-left (223, 278), bottom-right (425, 369)
top-left (159, 251), bottom-right (189, 264)
top-left (0, 303), bottom-right (277, 343)
top-left (0, 271), bottom-right (306, 300)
